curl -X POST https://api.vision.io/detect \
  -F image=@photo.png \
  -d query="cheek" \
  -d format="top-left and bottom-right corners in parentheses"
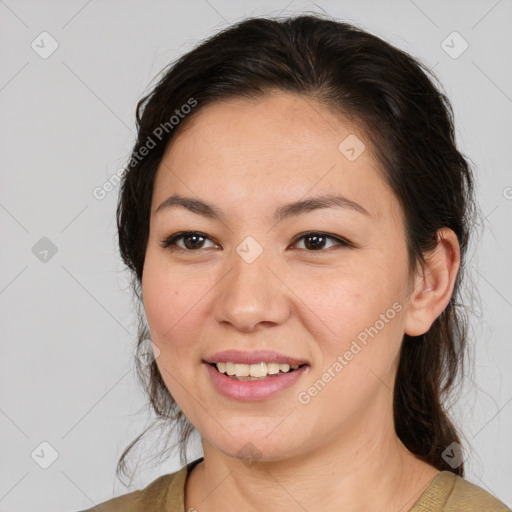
top-left (296, 261), bottom-right (407, 381)
top-left (141, 250), bottom-right (217, 360)
top-left (299, 263), bottom-right (402, 337)
top-left (142, 269), bottom-right (179, 340)
top-left (141, 255), bottom-right (206, 406)
top-left (294, 274), bottom-right (405, 413)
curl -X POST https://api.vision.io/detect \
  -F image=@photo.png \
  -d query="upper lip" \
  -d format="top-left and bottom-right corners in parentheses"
top-left (203, 350), bottom-right (309, 366)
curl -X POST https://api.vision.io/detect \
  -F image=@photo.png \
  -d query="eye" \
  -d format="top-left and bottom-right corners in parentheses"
top-left (160, 230), bottom-right (352, 253)
top-left (291, 231), bottom-right (351, 252)
top-left (160, 231), bottom-right (219, 251)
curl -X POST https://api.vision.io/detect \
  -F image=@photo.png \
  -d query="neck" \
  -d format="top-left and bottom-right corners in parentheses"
top-left (185, 399), bottom-right (440, 512)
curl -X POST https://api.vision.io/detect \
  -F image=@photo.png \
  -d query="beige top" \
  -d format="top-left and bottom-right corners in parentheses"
top-left (78, 457), bottom-right (510, 511)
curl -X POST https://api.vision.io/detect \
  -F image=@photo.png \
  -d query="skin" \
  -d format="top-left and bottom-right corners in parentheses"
top-left (141, 92), bottom-right (460, 512)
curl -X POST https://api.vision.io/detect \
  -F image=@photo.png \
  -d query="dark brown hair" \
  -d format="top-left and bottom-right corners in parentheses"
top-left (115, 13), bottom-right (475, 485)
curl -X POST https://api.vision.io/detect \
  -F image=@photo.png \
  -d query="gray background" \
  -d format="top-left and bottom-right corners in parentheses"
top-left (0, 0), bottom-right (511, 510)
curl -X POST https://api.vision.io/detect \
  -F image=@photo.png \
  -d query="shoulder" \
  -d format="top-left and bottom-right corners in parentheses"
top-left (73, 465), bottom-right (188, 512)
top-left (412, 471), bottom-right (510, 512)
top-left (445, 474), bottom-right (511, 511)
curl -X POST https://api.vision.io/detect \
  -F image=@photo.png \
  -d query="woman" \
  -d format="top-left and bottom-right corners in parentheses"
top-left (80, 13), bottom-right (509, 512)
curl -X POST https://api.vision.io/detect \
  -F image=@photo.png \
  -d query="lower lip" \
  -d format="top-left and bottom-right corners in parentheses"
top-left (204, 363), bottom-right (308, 401)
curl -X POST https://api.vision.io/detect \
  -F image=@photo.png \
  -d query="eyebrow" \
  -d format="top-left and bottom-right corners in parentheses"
top-left (154, 193), bottom-right (370, 222)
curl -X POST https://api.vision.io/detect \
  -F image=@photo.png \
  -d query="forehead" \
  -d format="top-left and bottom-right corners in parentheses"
top-left (152, 93), bottom-right (401, 225)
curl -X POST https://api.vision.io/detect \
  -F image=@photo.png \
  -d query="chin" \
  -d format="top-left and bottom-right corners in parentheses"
top-left (210, 433), bottom-right (299, 464)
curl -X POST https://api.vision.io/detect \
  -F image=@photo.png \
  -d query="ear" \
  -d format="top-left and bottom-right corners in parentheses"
top-left (403, 228), bottom-right (461, 337)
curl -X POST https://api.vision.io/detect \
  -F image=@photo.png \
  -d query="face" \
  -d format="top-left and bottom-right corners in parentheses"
top-left (142, 92), bottom-right (414, 462)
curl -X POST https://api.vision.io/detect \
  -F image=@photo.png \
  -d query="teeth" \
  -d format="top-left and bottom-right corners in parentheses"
top-left (267, 363), bottom-right (280, 375)
top-left (214, 361), bottom-right (300, 378)
top-left (235, 363), bottom-right (249, 377)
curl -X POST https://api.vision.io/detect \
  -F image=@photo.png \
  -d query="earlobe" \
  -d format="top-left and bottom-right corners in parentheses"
top-left (404, 228), bottom-right (460, 337)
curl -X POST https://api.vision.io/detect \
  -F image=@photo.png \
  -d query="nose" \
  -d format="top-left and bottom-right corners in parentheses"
top-left (213, 243), bottom-right (291, 332)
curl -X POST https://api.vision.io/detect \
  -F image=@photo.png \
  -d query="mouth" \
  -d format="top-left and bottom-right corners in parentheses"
top-left (204, 360), bottom-right (309, 401)
top-left (205, 361), bottom-right (309, 381)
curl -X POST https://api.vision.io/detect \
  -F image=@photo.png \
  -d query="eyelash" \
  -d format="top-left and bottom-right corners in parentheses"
top-left (159, 230), bottom-right (352, 253)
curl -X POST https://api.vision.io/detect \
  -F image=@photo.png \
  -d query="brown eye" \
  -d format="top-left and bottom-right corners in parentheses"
top-left (160, 230), bottom-right (351, 253)
top-left (160, 231), bottom-right (218, 251)
top-left (292, 232), bottom-right (351, 252)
